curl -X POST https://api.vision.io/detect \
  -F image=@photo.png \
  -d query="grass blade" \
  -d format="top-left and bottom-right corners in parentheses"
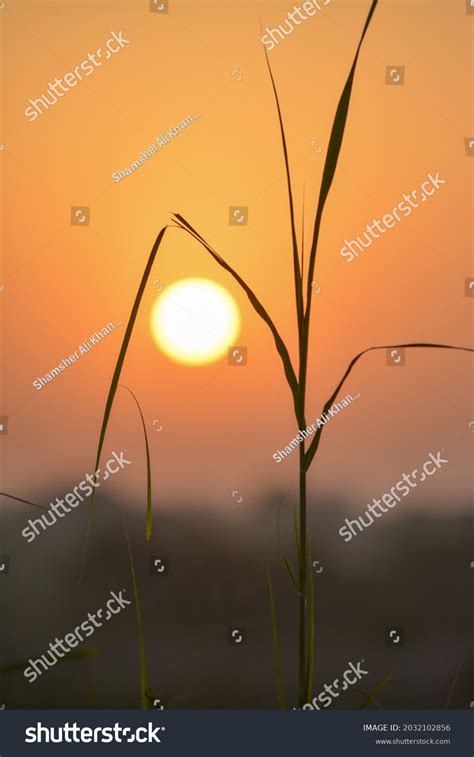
top-left (266, 562), bottom-right (286, 709)
top-left (173, 214), bottom-right (299, 409)
top-left (123, 520), bottom-right (150, 709)
top-left (305, 342), bottom-right (474, 471)
top-left (358, 667), bottom-right (397, 709)
top-left (277, 501), bottom-right (300, 595)
top-left (262, 42), bottom-right (303, 332)
top-left (282, 556), bottom-right (299, 593)
top-left (0, 492), bottom-right (48, 510)
top-left (119, 385), bottom-right (153, 542)
top-left (79, 226), bottom-right (169, 583)
top-left (305, 0), bottom-right (379, 323)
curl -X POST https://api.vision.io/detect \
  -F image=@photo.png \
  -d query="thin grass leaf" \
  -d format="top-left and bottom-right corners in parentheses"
top-left (277, 502), bottom-right (300, 594)
top-left (304, 548), bottom-right (315, 702)
top-left (79, 226), bottom-right (169, 583)
top-left (262, 42), bottom-right (304, 332)
top-left (0, 492), bottom-right (48, 510)
top-left (358, 667), bottom-right (397, 709)
top-left (305, 0), bottom-right (379, 321)
top-left (123, 521), bottom-right (150, 710)
top-left (305, 342), bottom-right (474, 471)
top-left (0, 647), bottom-right (99, 674)
top-left (266, 562), bottom-right (286, 709)
top-left (444, 660), bottom-right (463, 709)
top-left (282, 557), bottom-right (299, 593)
top-left (173, 214), bottom-right (299, 413)
top-left (119, 385), bottom-right (153, 542)
top-left (292, 0), bottom-right (378, 702)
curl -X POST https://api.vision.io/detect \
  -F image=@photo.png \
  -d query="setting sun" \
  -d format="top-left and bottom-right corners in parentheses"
top-left (150, 278), bottom-right (241, 365)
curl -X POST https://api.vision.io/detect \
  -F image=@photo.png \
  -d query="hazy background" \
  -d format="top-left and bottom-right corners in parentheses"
top-left (1, 496), bottom-right (472, 708)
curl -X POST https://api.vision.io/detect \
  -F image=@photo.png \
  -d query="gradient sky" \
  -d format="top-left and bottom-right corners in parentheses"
top-left (1, 0), bottom-right (472, 516)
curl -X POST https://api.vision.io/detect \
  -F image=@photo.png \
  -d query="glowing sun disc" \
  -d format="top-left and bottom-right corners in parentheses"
top-left (150, 278), bottom-right (241, 365)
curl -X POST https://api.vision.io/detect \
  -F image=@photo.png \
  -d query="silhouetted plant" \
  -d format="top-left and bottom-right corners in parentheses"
top-left (83, 0), bottom-right (473, 708)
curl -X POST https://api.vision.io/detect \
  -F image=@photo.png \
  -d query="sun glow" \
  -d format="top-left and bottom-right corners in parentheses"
top-left (150, 278), bottom-right (241, 365)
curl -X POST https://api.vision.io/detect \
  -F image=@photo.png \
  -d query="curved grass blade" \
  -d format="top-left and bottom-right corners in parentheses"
top-left (79, 226), bottom-right (169, 583)
top-left (305, 0), bottom-right (379, 323)
top-left (358, 666), bottom-right (397, 709)
top-left (173, 214), bottom-right (299, 409)
top-left (276, 502), bottom-right (300, 594)
top-left (262, 41), bottom-right (303, 332)
top-left (282, 557), bottom-right (299, 593)
top-left (267, 562), bottom-right (286, 709)
top-left (119, 385), bottom-right (153, 542)
top-left (276, 500), bottom-right (298, 593)
top-left (305, 342), bottom-right (474, 471)
top-left (0, 492), bottom-right (48, 510)
top-left (123, 520), bottom-right (150, 709)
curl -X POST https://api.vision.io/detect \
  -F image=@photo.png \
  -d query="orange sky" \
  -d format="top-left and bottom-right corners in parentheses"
top-left (1, 0), bottom-right (472, 514)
